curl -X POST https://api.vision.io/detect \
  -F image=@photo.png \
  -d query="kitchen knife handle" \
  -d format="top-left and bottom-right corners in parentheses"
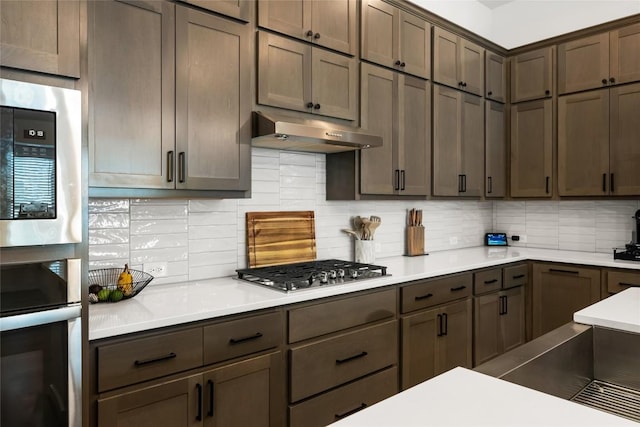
top-left (167, 151), bottom-right (174, 183)
top-left (336, 351), bottom-right (368, 365)
top-left (229, 332), bottom-right (263, 345)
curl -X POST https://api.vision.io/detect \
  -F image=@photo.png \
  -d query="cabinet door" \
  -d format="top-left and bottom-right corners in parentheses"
top-left (558, 90), bottom-right (609, 196)
top-left (432, 85), bottom-right (461, 196)
top-left (610, 23), bottom-right (640, 85)
top-left (558, 33), bottom-right (609, 95)
top-left (258, 0), bottom-right (311, 42)
top-left (460, 38), bottom-right (485, 96)
top-left (398, 76), bottom-right (430, 196)
top-left (97, 374), bottom-right (201, 427)
top-left (0, 0), bottom-right (80, 78)
top-left (176, 7), bottom-right (251, 191)
top-left (500, 286), bottom-right (525, 354)
top-left (485, 101), bottom-right (506, 198)
top-left (360, 0), bottom-right (397, 70)
top-left (399, 11), bottom-right (431, 79)
top-left (311, 49), bottom-right (357, 120)
top-left (610, 82), bottom-right (640, 195)
top-left (486, 52), bottom-right (506, 103)
top-left (311, 0), bottom-right (356, 55)
top-left (88, 0), bottom-right (175, 189)
top-left (401, 307), bottom-right (438, 390)
top-left (474, 293), bottom-right (501, 366)
top-left (511, 47), bottom-right (553, 103)
top-left (184, 0), bottom-right (252, 22)
top-left (460, 93), bottom-right (484, 197)
top-left (360, 63), bottom-right (395, 195)
top-left (433, 27), bottom-right (460, 90)
top-left (532, 264), bottom-right (600, 338)
top-left (203, 352), bottom-right (284, 427)
top-left (437, 298), bottom-right (473, 375)
top-left (510, 99), bottom-right (553, 197)
top-left (258, 32), bottom-right (311, 113)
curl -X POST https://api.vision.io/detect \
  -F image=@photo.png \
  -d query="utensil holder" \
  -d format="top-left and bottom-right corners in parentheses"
top-left (406, 226), bottom-right (425, 256)
top-left (355, 240), bottom-right (376, 264)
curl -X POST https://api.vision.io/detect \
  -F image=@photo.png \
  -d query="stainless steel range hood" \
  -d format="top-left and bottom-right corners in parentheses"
top-left (251, 111), bottom-right (382, 153)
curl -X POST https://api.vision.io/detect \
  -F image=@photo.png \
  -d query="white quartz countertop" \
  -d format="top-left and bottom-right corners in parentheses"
top-left (329, 367), bottom-right (637, 426)
top-left (574, 287), bottom-right (640, 333)
top-left (89, 246), bottom-right (640, 340)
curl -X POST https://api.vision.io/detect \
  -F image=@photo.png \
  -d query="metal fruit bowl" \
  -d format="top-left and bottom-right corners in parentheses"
top-left (88, 268), bottom-right (154, 302)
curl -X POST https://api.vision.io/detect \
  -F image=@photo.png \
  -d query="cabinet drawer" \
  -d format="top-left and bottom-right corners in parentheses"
top-left (607, 270), bottom-right (640, 294)
top-left (289, 367), bottom-right (398, 427)
top-left (288, 289), bottom-right (396, 343)
top-left (289, 320), bottom-right (397, 402)
top-left (204, 311), bottom-right (283, 365)
top-left (504, 263), bottom-right (528, 288)
top-left (401, 273), bottom-right (472, 313)
top-left (98, 328), bottom-right (202, 392)
top-left (474, 268), bottom-right (502, 295)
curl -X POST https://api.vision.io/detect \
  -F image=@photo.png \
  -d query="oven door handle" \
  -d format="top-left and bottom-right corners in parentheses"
top-left (0, 304), bottom-right (81, 332)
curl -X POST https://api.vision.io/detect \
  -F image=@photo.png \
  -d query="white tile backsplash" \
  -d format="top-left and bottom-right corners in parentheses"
top-left (88, 149), bottom-right (640, 284)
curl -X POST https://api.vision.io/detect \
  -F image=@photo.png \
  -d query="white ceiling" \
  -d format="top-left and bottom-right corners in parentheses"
top-left (409, 0), bottom-right (640, 49)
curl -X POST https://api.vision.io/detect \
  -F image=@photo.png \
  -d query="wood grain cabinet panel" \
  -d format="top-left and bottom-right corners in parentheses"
top-left (609, 82), bottom-right (640, 195)
top-left (258, 31), bottom-right (357, 120)
top-left (0, 0), bottom-right (80, 77)
top-left (258, 0), bottom-right (356, 55)
top-left (401, 272), bottom-right (472, 313)
top-left (433, 85), bottom-right (484, 197)
top-left (361, 0), bottom-right (431, 79)
top-left (180, 0), bottom-right (252, 22)
top-left (433, 27), bottom-right (484, 96)
top-left (359, 63), bottom-right (431, 196)
top-left (485, 101), bottom-right (506, 198)
top-left (485, 52), bottom-right (507, 103)
top-left (532, 263), bottom-right (600, 339)
top-left (511, 46), bottom-right (554, 103)
top-left (558, 23), bottom-right (640, 95)
top-left (510, 99), bottom-right (553, 197)
top-left (605, 269), bottom-right (640, 295)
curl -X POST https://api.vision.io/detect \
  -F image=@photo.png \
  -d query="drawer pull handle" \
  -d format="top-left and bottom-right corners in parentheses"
top-left (335, 403), bottom-right (368, 419)
top-left (336, 351), bottom-right (368, 365)
top-left (512, 274), bottom-right (525, 279)
top-left (484, 279), bottom-right (498, 285)
top-left (450, 285), bottom-right (466, 292)
top-left (196, 383), bottom-right (203, 421)
top-left (415, 293), bottom-right (433, 301)
top-left (229, 332), bottom-right (263, 345)
top-left (133, 352), bottom-right (177, 367)
top-left (549, 269), bottom-right (578, 275)
top-left (619, 282), bottom-right (640, 288)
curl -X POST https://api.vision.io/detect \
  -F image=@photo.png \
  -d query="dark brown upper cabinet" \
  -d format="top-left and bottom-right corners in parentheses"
top-left (258, 0), bottom-right (357, 56)
top-left (0, 0), bottom-right (80, 78)
top-left (485, 101), bottom-right (506, 198)
top-left (361, 0), bottom-right (431, 79)
top-left (510, 99), bottom-right (553, 198)
top-left (558, 23), bottom-right (640, 95)
top-left (510, 46), bottom-right (554, 103)
top-left (433, 26), bottom-right (485, 96)
top-left (258, 31), bottom-right (357, 121)
top-left (558, 83), bottom-right (640, 196)
top-left (359, 63), bottom-right (431, 196)
top-left (432, 85), bottom-right (484, 197)
top-left (180, 0), bottom-right (252, 22)
top-left (485, 52), bottom-right (506, 103)
top-left (89, 1), bottom-right (251, 194)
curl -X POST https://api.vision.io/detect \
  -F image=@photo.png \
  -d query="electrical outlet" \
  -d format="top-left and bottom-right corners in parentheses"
top-left (145, 262), bottom-right (168, 277)
top-left (449, 236), bottom-right (458, 245)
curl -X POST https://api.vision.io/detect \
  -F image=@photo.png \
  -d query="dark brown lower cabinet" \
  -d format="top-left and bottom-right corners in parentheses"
top-left (97, 351), bottom-right (283, 427)
top-left (401, 298), bottom-right (472, 390)
top-left (532, 263), bottom-right (601, 338)
top-left (474, 285), bottom-right (525, 366)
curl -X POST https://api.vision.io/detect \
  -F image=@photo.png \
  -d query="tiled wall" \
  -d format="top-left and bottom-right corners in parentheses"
top-left (89, 148), bottom-right (639, 286)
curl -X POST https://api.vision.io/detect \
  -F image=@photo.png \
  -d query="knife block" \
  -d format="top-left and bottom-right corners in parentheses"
top-left (406, 226), bottom-right (425, 256)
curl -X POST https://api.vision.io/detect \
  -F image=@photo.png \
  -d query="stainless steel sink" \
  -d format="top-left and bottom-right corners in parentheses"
top-left (475, 322), bottom-right (640, 422)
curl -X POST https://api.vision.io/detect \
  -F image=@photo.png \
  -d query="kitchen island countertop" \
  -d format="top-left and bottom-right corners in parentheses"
top-left (574, 287), bottom-right (640, 333)
top-left (89, 246), bottom-right (640, 341)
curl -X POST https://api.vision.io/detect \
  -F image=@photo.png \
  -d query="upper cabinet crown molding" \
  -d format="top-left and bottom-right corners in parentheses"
top-left (433, 26), bottom-right (485, 96)
top-left (361, 0), bottom-right (431, 79)
top-left (258, 0), bottom-right (357, 55)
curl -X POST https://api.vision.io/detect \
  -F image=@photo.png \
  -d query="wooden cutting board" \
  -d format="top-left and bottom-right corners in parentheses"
top-left (246, 211), bottom-right (316, 268)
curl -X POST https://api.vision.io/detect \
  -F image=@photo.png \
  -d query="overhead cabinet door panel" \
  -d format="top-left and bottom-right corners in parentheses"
top-left (610, 23), bottom-right (640, 86)
top-left (610, 82), bottom-right (640, 195)
top-left (558, 33), bottom-right (609, 95)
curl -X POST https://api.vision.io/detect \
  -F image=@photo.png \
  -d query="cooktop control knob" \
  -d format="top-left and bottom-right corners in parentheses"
top-left (328, 270), bottom-right (337, 279)
top-left (350, 269), bottom-right (359, 279)
top-left (319, 271), bottom-right (328, 284)
top-left (337, 268), bottom-right (345, 278)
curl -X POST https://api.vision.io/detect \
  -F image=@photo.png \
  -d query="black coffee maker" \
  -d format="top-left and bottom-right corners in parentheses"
top-left (614, 209), bottom-right (640, 261)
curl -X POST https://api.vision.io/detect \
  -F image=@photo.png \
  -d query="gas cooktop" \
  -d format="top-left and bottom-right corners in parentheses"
top-left (236, 259), bottom-right (388, 292)
top-left (614, 243), bottom-right (640, 262)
